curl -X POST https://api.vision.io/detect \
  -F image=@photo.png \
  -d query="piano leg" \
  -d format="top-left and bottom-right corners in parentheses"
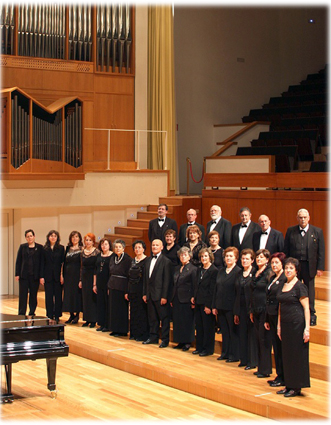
top-left (46, 358), bottom-right (58, 399)
top-left (2, 364), bottom-right (14, 403)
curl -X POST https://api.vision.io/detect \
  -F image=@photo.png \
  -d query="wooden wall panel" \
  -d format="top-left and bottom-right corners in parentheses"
top-left (202, 189), bottom-right (329, 269)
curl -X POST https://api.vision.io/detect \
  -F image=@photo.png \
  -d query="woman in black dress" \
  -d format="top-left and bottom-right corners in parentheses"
top-left (250, 249), bottom-right (272, 378)
top-left (171, 246), bottom-right (196, 352)
top-left (79, 233), bottom-right (99, 328)
top-left (183, 225), bottom-right (206, 267)
top-left (234, 248), bottom-right (258, 370)
top-left (62, 231), bottom-right (83, 324)
top-left (40, 230), bottom-right (65, 323)
top-left (207, 230), bottom-right (224, 269)
top-left (264, 252), bottom-right (286, 387)
top-left (192, 247), bottom-right (218, 357)
top-left (15, 229), bottom-right (43, 316)
top-left (108, 239), bottom-right (132, 337)
top-left (95, 237), bottom-right (113, 332)
top-left (125, 240), bottom-right (149, 341)
top-left (276, 257), bottom-right (310, 398)
top-left (212, 246), bottom-right (240, 362)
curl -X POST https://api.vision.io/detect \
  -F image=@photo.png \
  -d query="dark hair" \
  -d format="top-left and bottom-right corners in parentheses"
top-left (186, 224), bottom-right (202, 240)
top-left (240, 207), bottom-right (251, 214)
top-left (132, 240), bottom-right (146, 251)
top-left (198, 247), bottom-right (214, 263)
top-left (284, 257), bottom-right (300, 274)
top-left (270, 252), bottom-right (286, 265)
top-left (98, 237), bottom-right (113, 251)
top-left (256, 248), bottom-right (271, 259)
top-left (44, 230), bottom-right (61, 250)
top-left (164, 229), bottom-right (177, 238)
top-left (25, 229), bottom-right (35, 237)
top-left (240, 248), bottom-right (256, 260)
top-left (68, 231), bottom-right (83, 247)
top-left (223, 246), bottom-right (239, 261)
top-left (158, 203), bottom-right (168, 211)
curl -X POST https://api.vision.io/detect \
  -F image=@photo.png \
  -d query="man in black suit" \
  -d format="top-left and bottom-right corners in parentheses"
top-left (15, 229), bottom-right (44, 316)
top-left (284, 208), bottom-right (325, 326)
top-left (231, 207), bottom-right (260, 255)
top-left (148, 203), bottom-right (178, 246)
top-left (142, 239), bottom-right (172, 348)
top-left (205, 205), bottom-right (232, 248)
top-left (252, 215), bottom-right (285, 255)
top-left (178, 208), bottom-right (205, 246)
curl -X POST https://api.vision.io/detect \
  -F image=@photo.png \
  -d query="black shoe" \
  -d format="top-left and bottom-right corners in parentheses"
top-left (284, 389), bottom-right (301, 397)
top-left (244, 366), bottom-right (256, 370)
top-left (135, 337), bottom-right (145, 342)
top-left (277, 388), bottom-right (288, 395)
top-left (65, 314), bottom-right (75, 324)
top-left (182, 344), bottom-right (191, 352)
top-left (253, 371), bottom-right (259, 375)
top-left (129, 336), bottom-right (135, 340)
top-left (270, 381), bottom-right (285, 387)
top-left (110, 332), bottom-right (119, 336)
top-left (173, 343), bottom-right (184, 349)
top-left (256, 373), bottom-right (270, 378)
top-left (71, 315), bottom-right (79, 324)
top-left (226, 358), bottom-right (239, 363)
top-left (82, 321), bottom-right (89, 327)
top-left (217, 355), bottom-right (228, 360)
top-left (159, 341), bottom-right (168, 348)
top-left (238, 363), bottom-right (247, 367)
top-left (143, 338), bottom-right (158, 345)
top-left (96, 327), bottom-right (104, 331)
top-left (89, 322), bottom-right (96, 328)
top-left (310, 316), bottom-right (317, 326)
top-left (101, 328), bottom-right (110, 332)
top-left (55, 318), bottom-right (60, 324)
top-left (192, 350), bottom-right (200, 355)
top-left (199, 351), bottom-right (212, 357)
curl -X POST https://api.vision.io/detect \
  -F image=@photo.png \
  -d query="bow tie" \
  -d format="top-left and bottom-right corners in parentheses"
top-left (187, 223), bottom-right (193, 226)
top-left (300, 229), bottom-right (306, 236)
top-left (158, 218), bottom-right (164, 222)
top-left (241, 224), bottom-right (247, 228)
top-left (152, 255), bottom-right (158, 259)
top-left (261, 231), bottom-right (268, 235)
top-left (211, 221), bottom-right (217, 225)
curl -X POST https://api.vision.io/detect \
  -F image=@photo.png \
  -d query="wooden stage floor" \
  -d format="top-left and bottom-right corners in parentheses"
top-left (1, 285), bottom-right (330, 420)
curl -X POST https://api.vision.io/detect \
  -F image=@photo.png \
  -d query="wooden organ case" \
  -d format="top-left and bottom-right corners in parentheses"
top-left (1, 4), bottom-right (136, 179)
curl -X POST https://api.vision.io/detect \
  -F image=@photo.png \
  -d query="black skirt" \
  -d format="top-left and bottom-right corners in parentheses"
top-left (108, 288), bottom-right (129, 334)
top-left (172, 294), bottom-right (195, 343)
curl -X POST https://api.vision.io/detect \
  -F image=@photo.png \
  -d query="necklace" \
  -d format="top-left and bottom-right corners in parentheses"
top-left (115, 253), bottom-right (124, 265)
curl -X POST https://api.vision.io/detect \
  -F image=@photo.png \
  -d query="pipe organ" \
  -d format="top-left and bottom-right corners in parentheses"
top-left (1, 3), bottom-right (133, 74)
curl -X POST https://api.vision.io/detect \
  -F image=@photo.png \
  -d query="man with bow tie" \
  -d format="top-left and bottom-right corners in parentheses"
top-left (148, 203), bottom-right (178, 247)
top-left (252, 214), bottom-right (284, 255)
top-left (205, 205), bottom-right (231, 248)
top-left (231, 207), bottom-right (260, 255)
top-left (142, 239), bottom-right (172, 348)
top-left (284, 208), bottom-right (325, 326)
top-left (178, 208), bottom-right (205, 246)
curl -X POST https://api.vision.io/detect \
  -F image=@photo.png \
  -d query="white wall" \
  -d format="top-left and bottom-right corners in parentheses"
top-left (174, 6), bottom-right (327, 194)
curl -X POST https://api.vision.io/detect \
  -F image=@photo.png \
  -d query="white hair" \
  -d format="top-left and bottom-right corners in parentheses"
top-left (297, 208), bottom-right (310, 216)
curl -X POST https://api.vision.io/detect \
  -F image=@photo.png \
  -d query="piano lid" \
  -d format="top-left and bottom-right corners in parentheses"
top-left (1, 314), bottom-right (53, 329)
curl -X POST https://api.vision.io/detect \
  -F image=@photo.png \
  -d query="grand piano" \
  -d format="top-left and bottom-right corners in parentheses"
top-left (1, 314), bottom-right (69, 403)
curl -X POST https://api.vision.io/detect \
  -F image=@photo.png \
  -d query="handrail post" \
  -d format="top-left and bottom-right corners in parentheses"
top-left (136, 130), bottom-right (140, 170)
top-left (186, 157), bottom-right (190, 196)
top-left (107, 129), bottom-right (111, 170)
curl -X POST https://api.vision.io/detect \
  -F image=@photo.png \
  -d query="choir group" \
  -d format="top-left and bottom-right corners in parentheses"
top-left (15, 204), bottom-right (325, 398)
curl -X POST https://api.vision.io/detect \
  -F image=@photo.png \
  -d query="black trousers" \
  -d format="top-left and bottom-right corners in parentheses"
top-left (195, 304), bottom-right (215, 354)
top-left (238, 310), bottom-right (258, 367)
top-left (44, 279), bottom-right (63, 319)
top-left (18, 275), bottom-right (39, 315)
top-left (253, 310), bottom-right (272, 375)
top-left (269, 313), bottom-right (284, 381)
top-left (147, 299), bottom-right (170, 343)
top-left (219, 309), bottom-right (240, 360)
top-left (299, 260), bottom-right (315, 316)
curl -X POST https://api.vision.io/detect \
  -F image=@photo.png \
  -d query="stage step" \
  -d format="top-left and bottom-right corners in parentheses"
top-left (126, 219), bottom-right (150, 228)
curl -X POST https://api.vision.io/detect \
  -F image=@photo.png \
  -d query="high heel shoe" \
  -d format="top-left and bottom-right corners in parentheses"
top-left (65, 314), bottom-right (75, 324)
top-left (82, 321), bottom-right (90, 327)
top-left (71, 314), bottom-right (79, 324)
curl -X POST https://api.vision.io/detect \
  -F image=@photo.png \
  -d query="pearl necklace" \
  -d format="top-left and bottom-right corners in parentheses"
top-left (115, 253), bottom-right (124, 264)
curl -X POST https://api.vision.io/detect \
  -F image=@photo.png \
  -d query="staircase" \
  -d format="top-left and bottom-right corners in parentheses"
top-left (105, 196), bottom-right (203, 256)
